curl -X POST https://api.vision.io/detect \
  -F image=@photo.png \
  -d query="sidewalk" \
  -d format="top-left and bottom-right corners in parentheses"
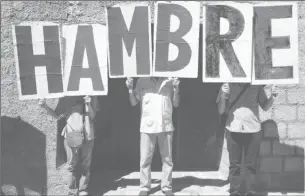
top-left (103, 172), bottom-right (229, 196)
top-left (89, 171), bottom-right (305, 196)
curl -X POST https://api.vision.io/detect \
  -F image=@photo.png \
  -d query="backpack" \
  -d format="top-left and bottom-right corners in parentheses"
top-left (65, 104), bottom-right (85, 149)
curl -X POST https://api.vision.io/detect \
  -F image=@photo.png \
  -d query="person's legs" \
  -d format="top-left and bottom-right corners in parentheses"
top-left (140, 133), bottom-right (157, 193)
top-left (157, 132), bottom-right (173, 193)
top-left (64, 139), bottom-right (80, 195)
top-left (244, 131), bottom-right (262, 195)
top-left (226, 130), bottom-right (243, 195)
top-left (78, 140), bottom-right (94, 195)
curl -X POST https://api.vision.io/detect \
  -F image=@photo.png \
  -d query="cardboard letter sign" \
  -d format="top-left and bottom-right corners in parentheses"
top-left (63, 24), bottom-right (108, 96)
top-left (153, 1), bottom-right (200, 78)
top-left (202, 2), bottom-right (253, 83)
top-left (252, 2), bottom-right (299, 85)
top-left (13, 22), bottom-right (63, 100)
top-left (107, 3), bottom-right (152, 78)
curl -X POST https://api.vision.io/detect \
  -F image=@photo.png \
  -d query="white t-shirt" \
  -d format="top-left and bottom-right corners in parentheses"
top-left (134, 77), bottom-right (175, 134)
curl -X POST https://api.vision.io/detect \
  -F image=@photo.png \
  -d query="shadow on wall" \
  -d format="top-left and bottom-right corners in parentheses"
top-left (1, 116), bottom-right (47, 195)
top-left (256, 120), bottom-right (304, 193)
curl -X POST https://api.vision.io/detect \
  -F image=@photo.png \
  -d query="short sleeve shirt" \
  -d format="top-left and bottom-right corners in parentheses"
top-left (217, 84), bottom-right (267, 133)
top-left (134, 77), bottom-right (175, 134)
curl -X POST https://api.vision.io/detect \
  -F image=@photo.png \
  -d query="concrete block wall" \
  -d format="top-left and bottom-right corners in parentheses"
top-left (256, 2), bottom-right (305, 189)
top-left (256, 85), bottom-right (305, 192)
top-left (1, 1), bottom-right (305, 195)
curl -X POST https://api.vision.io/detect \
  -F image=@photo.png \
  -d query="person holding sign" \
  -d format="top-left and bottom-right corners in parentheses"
top-left (216, 83), bottom-right (278, 196)
top-left (126, 77), bottom-right (180, 196)
top-left (39, 96), bottom-right (99, 196)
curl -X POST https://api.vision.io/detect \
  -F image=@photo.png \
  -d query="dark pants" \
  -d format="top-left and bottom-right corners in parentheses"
top-left (64, 139), bottom-right (94, 194)
top-left (226, 130), bottom-right (262, 194)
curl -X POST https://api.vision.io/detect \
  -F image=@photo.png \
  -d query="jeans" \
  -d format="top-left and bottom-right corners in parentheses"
top-left (226, 130), bottom-right (262, 194)
top-left (64, 139), bottom-right (94, 194)
top-left (140, 132), bottom-right (173, 192)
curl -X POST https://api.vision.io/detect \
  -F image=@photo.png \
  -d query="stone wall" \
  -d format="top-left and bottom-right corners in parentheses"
top-left (1, 1), bottom-right (305, 195)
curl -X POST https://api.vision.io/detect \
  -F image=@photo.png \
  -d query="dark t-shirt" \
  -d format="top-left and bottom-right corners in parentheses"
top-left (55, 96), bottom-right (100, 139)
top-left (217, 84), bottom-right (268, 133)
top-left (55, 96), bottom-right (84, 117)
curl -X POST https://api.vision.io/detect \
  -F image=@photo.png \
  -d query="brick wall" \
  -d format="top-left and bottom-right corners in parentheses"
top-left (1, 1), bottom-right (305, 195)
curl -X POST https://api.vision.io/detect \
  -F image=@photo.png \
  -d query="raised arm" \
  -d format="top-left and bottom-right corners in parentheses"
top-left (172, 78), bottom-right (180, 108)
top-left (84, 96), bottom-right (97, 120)
top-left (258, 85), bottom-right (278, 111)
top-left (39, 99), bottom-right (61, 119)
top-left (126, 77), bottom-right (140, 106)
top-left (216, 83), bottom-right (230, 115)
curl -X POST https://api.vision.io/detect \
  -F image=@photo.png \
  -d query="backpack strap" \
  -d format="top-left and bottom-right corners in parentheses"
top-left (221, 84), bottom-right (250, 126)
top-left (62, 105), bottom-right (86, 139)
top-left (82, 103), bottom-right (88, 141)
top-left (227, 83), bottom-right (250, 112)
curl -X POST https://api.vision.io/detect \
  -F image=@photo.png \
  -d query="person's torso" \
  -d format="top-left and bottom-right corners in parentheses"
top-left (139, 78), bottom-right (174, 133)
top-left (226, 84), bottom-right (261, 133)
top-left (62, 103), bottom-right (95, 140)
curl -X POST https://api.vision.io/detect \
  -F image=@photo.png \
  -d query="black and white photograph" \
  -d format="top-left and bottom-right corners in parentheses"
top-left (1, 1), bottom-right (305, 196)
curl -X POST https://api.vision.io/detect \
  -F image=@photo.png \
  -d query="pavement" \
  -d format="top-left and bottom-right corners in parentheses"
top-left (89, 171), bottom-right (305, 196)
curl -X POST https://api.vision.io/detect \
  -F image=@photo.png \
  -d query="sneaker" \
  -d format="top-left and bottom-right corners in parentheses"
top-left (162, 190), bottom-right (174, 196)
top-left (78, 190), bottom-right (89, 196)
top-left (139, 190), bottom-right (149, 196)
